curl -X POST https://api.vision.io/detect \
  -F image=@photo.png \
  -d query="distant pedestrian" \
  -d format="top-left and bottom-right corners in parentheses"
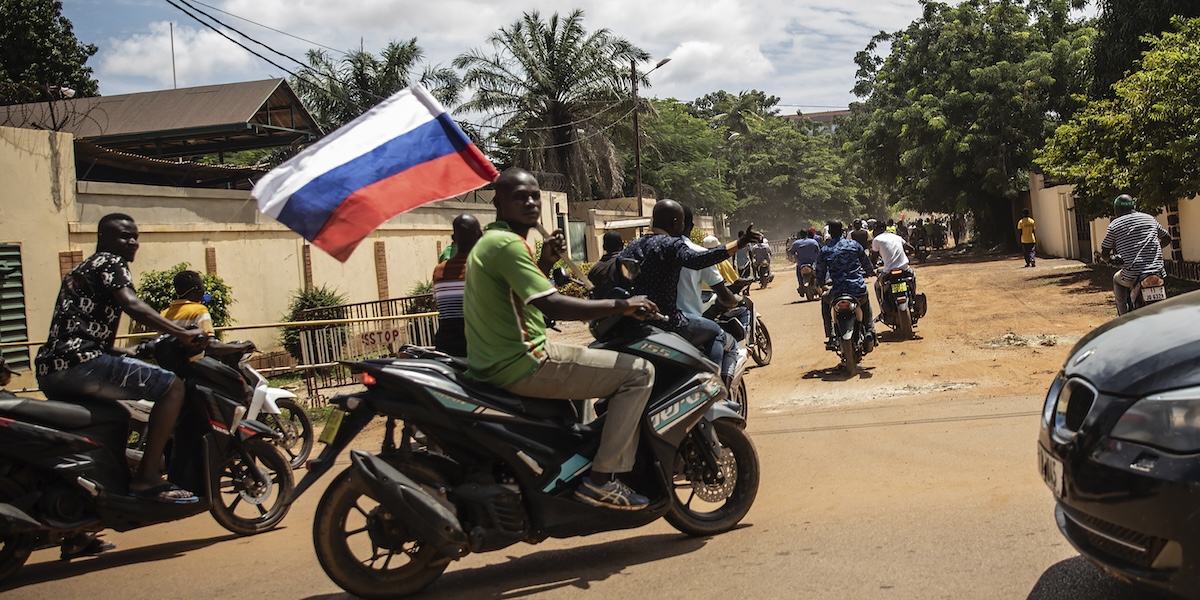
top-left (1017, 209), bottom-right (1037, 267)
top-left (586, 231), bottom-right (629, 300)
top-left (432, 214), bottom-right (482, 357)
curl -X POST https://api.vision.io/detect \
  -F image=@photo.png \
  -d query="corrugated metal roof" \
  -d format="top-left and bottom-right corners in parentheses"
top-left (0, 79), bottom-right (320, 158)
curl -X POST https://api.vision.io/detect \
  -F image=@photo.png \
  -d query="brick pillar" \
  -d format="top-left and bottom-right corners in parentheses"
top-left (205, 247), bottom-right (218, 274)
top-left (302, 244), bottom-right (313, 291)
top-left (374, 241), bottom-right (389, 300)
top-left (58, 250), bottom-right (83, 279)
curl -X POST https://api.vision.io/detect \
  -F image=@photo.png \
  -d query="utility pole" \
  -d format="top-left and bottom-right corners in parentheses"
top-left (632, 59), bottom-right (642, 217)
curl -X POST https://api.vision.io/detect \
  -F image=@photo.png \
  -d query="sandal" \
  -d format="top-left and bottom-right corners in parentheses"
top-left (129, 482), bottom-right (199, 504)
top-left (60, 534), bottom-right (116, 561)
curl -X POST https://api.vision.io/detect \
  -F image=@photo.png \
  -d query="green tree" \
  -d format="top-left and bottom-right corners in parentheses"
top-left (688, 89), bottom-right (781, 136)
top-left (1089, 0), bottom-right (1200, 97)
top-left (639, 99), bottom-right (735, 212)
top-left (454, 9), bottom-right (649, 200)
top-left (0, 0), bottom-right (99, 106)
top-left (279, 285), bottom-right (348, 362)
top-left (728, 116), bottom-right (860, 233)
top-left (1037, 17), bottom-right (1200, 215)
top-left (291, 39), bottom-right (462, 133)
top-left (851, 0), bottom-right (1093, 243)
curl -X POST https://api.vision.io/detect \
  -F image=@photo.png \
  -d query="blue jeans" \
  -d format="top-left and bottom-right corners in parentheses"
top-left (676, 315), bottom-right (736, 379)
top-left (39, 354), bottom-right (176, 402)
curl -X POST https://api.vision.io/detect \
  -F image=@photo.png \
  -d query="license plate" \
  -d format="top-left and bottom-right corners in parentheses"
top-left (1143, 286), bottom-right (1166, 302)
top-left (891, 282), bottom-right (908, 293)
top-left (318, 409), bottom-right (346, 445)
top-left (1038, 446), bottom-right (1064, 499)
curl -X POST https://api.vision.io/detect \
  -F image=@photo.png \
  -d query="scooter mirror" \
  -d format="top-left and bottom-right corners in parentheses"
top-left (619, 258), bottom-right (640, 281)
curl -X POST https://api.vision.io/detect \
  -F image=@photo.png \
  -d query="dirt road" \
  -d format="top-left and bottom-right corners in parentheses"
top-left (3, 250), bottom-right (1152, 599)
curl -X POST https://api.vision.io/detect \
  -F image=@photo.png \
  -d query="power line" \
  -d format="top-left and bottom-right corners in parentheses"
top-left (187, 0), bottom-right (342, 53)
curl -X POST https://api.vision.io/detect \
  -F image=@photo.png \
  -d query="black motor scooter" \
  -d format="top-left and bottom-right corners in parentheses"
top-left (0, 337), bottom-right (293, 583)
top-left (288, 305), bottom-right (760, 599)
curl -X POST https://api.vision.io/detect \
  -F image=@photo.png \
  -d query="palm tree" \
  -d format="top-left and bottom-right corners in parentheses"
top-left (454, 9), bottom-right (649, 200)
top-left (291, 38), bottom-right (462, 133)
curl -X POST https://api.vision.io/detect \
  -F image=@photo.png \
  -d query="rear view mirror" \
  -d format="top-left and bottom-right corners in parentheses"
top-left (619, 258), bottom-right (640, 281)
top-left (551, 266), bottom-right (570, 287)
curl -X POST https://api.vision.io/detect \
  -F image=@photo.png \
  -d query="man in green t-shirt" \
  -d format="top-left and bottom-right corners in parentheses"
top-left (464, 168), bottom-right (659, 510)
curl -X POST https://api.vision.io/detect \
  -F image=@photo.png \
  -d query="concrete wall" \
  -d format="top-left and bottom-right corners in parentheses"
top-left (2, 125), bottom-right (563, 356)
top-left (1175, 197), bottom-right (1200, 262)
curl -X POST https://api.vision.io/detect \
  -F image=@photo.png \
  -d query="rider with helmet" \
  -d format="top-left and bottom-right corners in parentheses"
top-left (1100, 194), bottom-right (1172, 315)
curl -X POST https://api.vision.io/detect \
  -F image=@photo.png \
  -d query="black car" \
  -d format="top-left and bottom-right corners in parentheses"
top-left (1038, 290), bottom-right (1200, 598)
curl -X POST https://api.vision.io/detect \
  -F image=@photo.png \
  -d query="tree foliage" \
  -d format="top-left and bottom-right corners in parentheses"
top-left (1089, 0), bottom-right (1200, 97)
top-left (639, 99), bottom-right (735, 212)
top-left (688, 90), bottom-right (781, 136)
top-left (1038, 17), bottom-right (1200, 215)
top-left (0, 0), bottom-right (99, 106)
top-left (279, 285), bottom-right (348, 362)
top-left (291, 39), bottom-right (462, 133)
top-left (851, 0), bottom-right (1093, 243)
top-left (454, 9), bottom-right (648, 200)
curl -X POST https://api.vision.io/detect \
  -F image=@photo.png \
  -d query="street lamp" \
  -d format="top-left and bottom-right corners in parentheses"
top-left (633, 57), bottom-right (671, 217)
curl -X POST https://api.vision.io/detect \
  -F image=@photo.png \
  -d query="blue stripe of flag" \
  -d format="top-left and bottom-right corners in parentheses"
top-left (278, 113), bottom-right (471, 240)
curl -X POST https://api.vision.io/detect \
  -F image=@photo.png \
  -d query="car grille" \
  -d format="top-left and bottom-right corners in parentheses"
top-left (1063, 510), bottom-right (1167, 569)
top-left (1054, 378), bottom-right (1097, 438)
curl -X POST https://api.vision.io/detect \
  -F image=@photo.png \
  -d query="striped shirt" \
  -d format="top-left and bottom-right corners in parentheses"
top-left (1101, 212), bottom-right (1169, 282)
top-left (433, 253), bottom-right (468, 320)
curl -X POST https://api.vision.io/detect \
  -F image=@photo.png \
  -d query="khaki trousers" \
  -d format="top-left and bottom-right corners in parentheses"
top-left (506, 341), bottom-right (654, 474)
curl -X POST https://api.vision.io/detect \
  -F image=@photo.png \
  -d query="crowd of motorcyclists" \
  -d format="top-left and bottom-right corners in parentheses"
top-left (2, 177), bottom-right (1172, 585)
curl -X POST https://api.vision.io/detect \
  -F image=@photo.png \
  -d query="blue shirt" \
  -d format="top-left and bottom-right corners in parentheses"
top-left (790, 238), bottom-right (821, 265)
top-left (816, 238), bottom-right (872, 297)
top-left (619, 232), bottom-right (733, 329)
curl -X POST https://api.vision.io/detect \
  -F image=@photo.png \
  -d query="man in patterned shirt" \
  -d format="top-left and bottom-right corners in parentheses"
top-left (36, 214), bottom-right (206, 503)
top-left (1101, 194), bottom-right (1172, 315)
top-left (816, 220), bottom-right (876, 350)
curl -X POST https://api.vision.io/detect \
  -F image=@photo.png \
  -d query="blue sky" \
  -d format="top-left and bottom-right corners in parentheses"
top-left (62, 0), bottom-right (1093, 114)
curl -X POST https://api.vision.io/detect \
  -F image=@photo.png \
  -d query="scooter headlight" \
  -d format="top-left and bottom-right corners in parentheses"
top-left (1110, 385), bottom-right (1200, 452)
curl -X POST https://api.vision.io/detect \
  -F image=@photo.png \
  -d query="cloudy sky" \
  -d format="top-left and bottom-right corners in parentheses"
top-left (63, 0), bottom-right (1007, 114)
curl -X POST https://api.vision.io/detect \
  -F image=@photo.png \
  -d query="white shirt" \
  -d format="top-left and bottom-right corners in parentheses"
top-left (871, 232), bottom-right (910, 272)
top-left (679, 238), bottom-right (725, 316)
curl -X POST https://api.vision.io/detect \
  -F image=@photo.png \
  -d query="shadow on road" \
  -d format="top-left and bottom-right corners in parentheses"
top-left (0, 532), bottom-right (241, 592)
top-left (803, 365), bottom-right (875, 381)
top-left (1026, 556), bottom-right (1167, 600)
top-left (302, 532), bottom-right (713, 600)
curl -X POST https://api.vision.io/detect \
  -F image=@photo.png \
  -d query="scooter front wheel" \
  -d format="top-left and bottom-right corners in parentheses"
top-left (313, 458), bottom-right (451, 599)
top-left (0, 476), bottom-right (34, 584)
top-left (209, 439), bottom-right (294, 535)
top-left (260, 398), bottom-right (314, 469)
top-left (749, 318), bottom-right (772, 366)
top-left (666, 419), bottom-right (760, 537)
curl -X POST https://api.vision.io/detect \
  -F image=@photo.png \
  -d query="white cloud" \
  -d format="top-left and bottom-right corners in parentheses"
top-left (99, 21), bottom-right (262, 90)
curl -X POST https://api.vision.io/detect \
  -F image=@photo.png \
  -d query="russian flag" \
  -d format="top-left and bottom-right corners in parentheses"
top-left (253, 85), bottom-right (499, 262)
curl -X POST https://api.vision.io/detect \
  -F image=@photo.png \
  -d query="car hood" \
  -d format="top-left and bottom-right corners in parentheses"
top-left (1063, 290), bottom-right (1200, 397)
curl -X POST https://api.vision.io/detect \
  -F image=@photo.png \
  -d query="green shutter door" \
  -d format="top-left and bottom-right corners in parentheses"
top-left (0, 245), bottom-right (29, 371)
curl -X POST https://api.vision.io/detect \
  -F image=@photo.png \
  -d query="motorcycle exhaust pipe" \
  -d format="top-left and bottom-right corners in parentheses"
top-left (348, 450), bottom-right (470, 559)
top-left (0, 503), bottom-right (41, 533)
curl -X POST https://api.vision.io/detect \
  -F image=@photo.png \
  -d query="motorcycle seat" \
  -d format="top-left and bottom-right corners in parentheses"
top-left (0, 396), bottom-right (128, 430)
top-left (401, 360), bottom-right (578, 420)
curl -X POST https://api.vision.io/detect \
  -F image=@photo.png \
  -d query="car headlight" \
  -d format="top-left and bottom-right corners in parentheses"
top-left (1110, 386), bottom-right (1200, 452)
top-left (1042, 371), bottom-right (1065, 430)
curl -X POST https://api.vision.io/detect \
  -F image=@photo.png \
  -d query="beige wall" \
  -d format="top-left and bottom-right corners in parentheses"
top-left (0, 127), bottom-right (76, 344)
top-left (1175, 197), bottom-right (1200, 262)
top-left (2, 125), bottom-right (563, 356)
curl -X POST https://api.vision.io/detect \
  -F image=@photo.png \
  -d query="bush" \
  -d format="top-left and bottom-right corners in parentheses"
top-left (135, 262), bottom-right (234, 337)
top-left (555, 260), bottom-right (593, 299)
top-left (405, 279), bottom-right (435, 314)
top-left (280, 285), bottom-right (348, 362)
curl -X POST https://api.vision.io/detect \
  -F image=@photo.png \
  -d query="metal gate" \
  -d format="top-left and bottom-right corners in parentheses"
top-left (0, 245), bottom-right (29, 371)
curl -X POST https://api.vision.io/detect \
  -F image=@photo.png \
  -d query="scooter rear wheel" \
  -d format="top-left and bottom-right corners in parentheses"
top-left (0, 476), bottom-right (34, 584)
top-left (897, 310), bottom-right (914, 340)
top-left (313, 458), bottom-right (451, 599)
top-left (666, 419), bottom-right (760, 537)
top-left (840, 338), bottom-right (858, 375)
top-left (209, 439), bottom-right (294, 535)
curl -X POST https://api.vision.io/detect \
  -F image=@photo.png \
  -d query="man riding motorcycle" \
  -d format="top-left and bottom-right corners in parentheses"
top-left (679, 207), bottom-right (746, 339)
top-left (1100, 194), bottom-right (1172, 316)
top-left (619, 201), bottom-right (762, 388)
top-left (463, 168), bottom-right (660, 510)
top-left (789, 230), bottom-right (821, 296)
top-left (816, 221), bottom-right (876, 350)
top-left (870, 221), bottom-right (917, 306)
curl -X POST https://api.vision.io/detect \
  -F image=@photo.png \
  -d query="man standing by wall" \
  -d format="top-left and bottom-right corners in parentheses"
top-left (433, 214), bottom-right (483, 357)
top-left (1017, 208), bottom-right (1037, 267)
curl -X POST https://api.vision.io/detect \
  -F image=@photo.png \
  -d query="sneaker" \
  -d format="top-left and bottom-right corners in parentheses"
top-left (574, 478), bottom-right (649, 510)
top-left (825, 337), bottom-right (839, 351)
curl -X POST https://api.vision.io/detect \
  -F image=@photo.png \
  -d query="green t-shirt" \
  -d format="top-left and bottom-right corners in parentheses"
top-left (464, 221), bottom-right (556, 387)
top-left (439, 244), bottom-right (457, 262)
